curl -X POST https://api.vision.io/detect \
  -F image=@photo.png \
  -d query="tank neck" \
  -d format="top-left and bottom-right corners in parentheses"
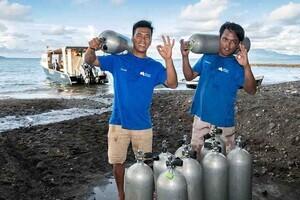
top-left (135, 150), bottom-right (145, 163)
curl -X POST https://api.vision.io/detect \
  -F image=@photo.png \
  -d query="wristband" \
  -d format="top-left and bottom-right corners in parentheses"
top-left (89, 47), bottom-right (96, 51)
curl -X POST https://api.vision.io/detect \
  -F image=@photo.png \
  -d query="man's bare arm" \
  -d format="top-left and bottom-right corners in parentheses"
top-left (84, 38), bottom-right (101, 66)
top-left (180, 39), bottom-right (199, 81)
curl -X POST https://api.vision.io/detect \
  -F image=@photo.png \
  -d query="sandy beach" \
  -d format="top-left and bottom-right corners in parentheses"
top-left (0, 81), bottom-right (299, 200)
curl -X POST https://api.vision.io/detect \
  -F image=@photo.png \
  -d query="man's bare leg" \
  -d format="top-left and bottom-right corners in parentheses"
top-left (113, 163), bottom-right (125, 200)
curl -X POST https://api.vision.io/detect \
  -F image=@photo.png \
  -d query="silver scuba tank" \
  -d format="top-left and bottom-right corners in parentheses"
top-left (202, 142), bottom-right (228, 200)
top-left (188, 33), bottom-right (251, 54)
top-left (157, 156), bottom-right (188, 200)
top-left (227, 136), bottom-right (252, 200)
top-left (200, 137), bottom-right (215, 161)
top-left (153, 140), bottom-right (172, 189)
top-left (125, 151), bottom-right (153, 200)
top-left (200, 126), bottom-right (226, 160)
top-left (176, 145), bottom-right (203, 200)
top-left (98, 30), bottom-right (133, 54)
top-left (175, 135), bottom-right (189, 158)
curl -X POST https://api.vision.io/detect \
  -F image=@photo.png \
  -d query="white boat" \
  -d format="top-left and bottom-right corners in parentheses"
top-left (40, 46), bottom-right (108, 85)
top-left (185, 75), bottom-right (264, 89)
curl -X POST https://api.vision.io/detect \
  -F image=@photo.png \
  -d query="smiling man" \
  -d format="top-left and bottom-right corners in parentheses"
top-left (180, 22), bottom-right (256, 159)
top-left (85, 20), bottom-right (177, 200)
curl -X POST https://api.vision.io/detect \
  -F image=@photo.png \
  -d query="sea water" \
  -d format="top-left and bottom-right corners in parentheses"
top-left (0, 57), bottom-right (300, 99)
top-left (0, 58), bottom-right (114, 99)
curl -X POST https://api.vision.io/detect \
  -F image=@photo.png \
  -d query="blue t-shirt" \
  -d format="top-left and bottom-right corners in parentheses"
top-left (191, 54), bottom-right (245, 127)
top-left (98, 53), bottom-right (167, 130)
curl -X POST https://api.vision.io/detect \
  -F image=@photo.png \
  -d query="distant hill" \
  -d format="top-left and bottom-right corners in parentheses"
top-left (0, 56), bottom-right (39, 59)
top-left (249, 49), bottom-right (300, 64)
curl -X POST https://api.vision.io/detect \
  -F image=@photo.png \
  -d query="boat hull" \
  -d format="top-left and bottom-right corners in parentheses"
top-left (40, 46), bottom-right (108, 85)
top-left (42, 67), bottom-right (72, 85)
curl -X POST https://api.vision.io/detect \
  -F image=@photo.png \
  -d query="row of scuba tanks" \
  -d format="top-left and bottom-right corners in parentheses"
top-left (97, 30), bottom-right (251, 54)
top-left (125, 127), bottom-right (252, 200)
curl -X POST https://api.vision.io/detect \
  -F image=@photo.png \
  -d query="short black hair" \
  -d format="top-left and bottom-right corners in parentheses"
top-left (219, 22), bottom-right (245, 42)
top-left (132, 20), bottom-right (153, 36)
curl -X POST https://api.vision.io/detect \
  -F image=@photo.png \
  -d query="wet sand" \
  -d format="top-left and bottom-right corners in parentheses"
top-left (0, 81), bottom-right (299, 200)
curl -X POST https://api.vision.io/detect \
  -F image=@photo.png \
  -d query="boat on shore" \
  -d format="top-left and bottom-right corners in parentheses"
top-left (185, 75), bottom-right (264, 89)
top-left (40, 46), bottom-right (108, 85)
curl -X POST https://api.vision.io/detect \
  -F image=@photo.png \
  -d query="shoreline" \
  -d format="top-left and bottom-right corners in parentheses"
top-left (250, 63), bottom-right (300, 67)
top-left (0, 81), bottom-right (299, 200)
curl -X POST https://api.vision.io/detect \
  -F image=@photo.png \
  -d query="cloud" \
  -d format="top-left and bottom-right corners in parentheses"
top-left (257, 25), bottom-right (300, 55)
top-left (246, 2), bottom-right (300, 56)
top-left (269, 2), bottom-right (300, 24)
top-left (72, 0), bottom-right (91, 4)
top-left (10, 32), bottom-right (29, 38)
top-left (0, 22), bottom-right (80, 54)
top-left (180, 0), bottom-right (227, 21)
top-left (72, 0), bottom-right (125, 6)
top-left (177, 0), bottom-right (228, 33)
top-left (0, 0), bottom-right (31, 21)
top-left (0, 45), bottom-right (43, 58)
top-left (173, 1), bottom-right (299, 57)
top-left (0, 22), bottom-right (7, 32)
top-left (41, 25), bottom-right (77, 35)
top-left (71, 0), bottom-right (102, 5)
top-left (85, 25), bottom-right (98, 38)
top-left (177, 19), bottom-right (221, 33)
top-left (246, 23), bottom-right (283, 39)
top-left (111, 0), bottom-right (125, 6)
top-left (0, 46), bottom-right (29, 53)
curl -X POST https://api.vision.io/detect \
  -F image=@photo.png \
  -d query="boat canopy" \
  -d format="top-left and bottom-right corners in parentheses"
top-left (47, 46), bottom-right (88, 55)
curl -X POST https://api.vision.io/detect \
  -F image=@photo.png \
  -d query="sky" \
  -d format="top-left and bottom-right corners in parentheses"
top-left (0, 0), bottom-right (300, 58)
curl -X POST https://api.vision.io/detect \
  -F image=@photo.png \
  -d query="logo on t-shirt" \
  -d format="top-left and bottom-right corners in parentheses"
top-left (204, 60), bottom-right (211, 64)
top-left (120, 67), bottom-right (127, 72)
top-left (218, 67), bottom-right (229, 73)
top-left (139, 71), bottom-right (151, 78)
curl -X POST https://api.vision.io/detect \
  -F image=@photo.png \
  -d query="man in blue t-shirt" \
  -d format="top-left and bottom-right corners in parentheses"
top-left (180, 22), bottom-right (256, 159)
top-left (85, 20), bottom-right (177, 200)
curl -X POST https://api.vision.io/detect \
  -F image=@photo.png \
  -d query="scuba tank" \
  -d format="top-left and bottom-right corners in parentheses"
top-left (202, 141), bottom-right (228, 200)
top-left (176, 144), bottom-right (203, 200)
top-left (200, 126), bottom-right (226, 160)
top-left (200, 136), bottom-right (215, 161)
top-left (188, 33), bottom-right (251, 54)
top-left (153, 140), bottom-right (172, 189)
top-left (98, 30), bottom-right (133, 54)
top-left (227, 136), bottom-right (252, 200)
top-left (124, 151), bottom-right (153, 200)
top-left (156, 156), bottom-right (188, 200)
top-left (175, 135), bottom-right (189, 158)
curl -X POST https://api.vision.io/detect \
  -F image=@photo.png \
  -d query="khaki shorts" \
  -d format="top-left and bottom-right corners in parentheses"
top-left (107, 125), bottom-right (153, 164)
top-left (191, 116), bottom-right (235, 155)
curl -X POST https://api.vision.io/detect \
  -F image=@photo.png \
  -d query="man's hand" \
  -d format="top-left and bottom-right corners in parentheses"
top-left (236, 43), bottom-right (256, 95)
top-left (85, 38), bottom-right (102, 66)
top-left (180, 39), bottom-right (190, 57)
top-left (88, 38), bottom-right (103, 51)
top-left (157, 35), bottom-right (175, 60)
top-left (236, 43), bottom-right (250, 68)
